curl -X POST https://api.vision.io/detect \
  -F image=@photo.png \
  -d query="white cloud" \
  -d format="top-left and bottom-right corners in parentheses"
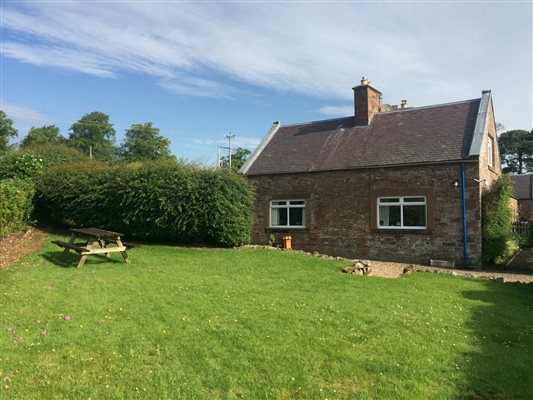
top-left (190, 135), bottom-right (259, 149)
top-left (2, 2), bottom-right (532, 127)
top-left (317, 105), bottom-right (354, 117)
top-left (1, 103), bottom-right (50, 133)
top-left (158, 76), bottom-right (237, 99)
top-left (0, 2), bottom-right (444, 100)
top-left (2, 103), bottom-right (46, 123)
top-left (234, 136), bottom-right (260, 148)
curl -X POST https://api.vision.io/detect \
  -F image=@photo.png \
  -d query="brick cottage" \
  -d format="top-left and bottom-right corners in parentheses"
top-left (240, 78), bottom-right (501, 266)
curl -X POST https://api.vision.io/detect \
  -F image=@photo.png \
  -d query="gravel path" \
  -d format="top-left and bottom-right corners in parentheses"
top-left (241, 246), bottom-right (533, 283)
top-left (367, 260), bottom-right (533, 283)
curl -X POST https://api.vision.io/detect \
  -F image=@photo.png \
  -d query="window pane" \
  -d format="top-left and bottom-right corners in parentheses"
top-left (403, 205), bottom-right (426, 227)
top-left (271, 201), bottom-right (287, 206)
top-left (289, 207), bottom-right (304, 226)
top-left (379, 205), bottom-right (401, 227)
top-left (271, 207), bottom-right (288, 226)
top-left (289, 200), bottom-right (305, 206)
top-left (404, 197), bottom-right (425, 203)
top-left (379, 198), bottom-right (400, 203)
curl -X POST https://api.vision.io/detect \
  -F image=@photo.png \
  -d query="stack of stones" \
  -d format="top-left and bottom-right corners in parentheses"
top-left (342, 260), bottom-right (372, 276)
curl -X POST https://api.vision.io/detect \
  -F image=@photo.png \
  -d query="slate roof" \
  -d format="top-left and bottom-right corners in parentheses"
top-left (244, 98), bottom-right (482, 176)
top-left (511, 174), bottom-right (533, 199)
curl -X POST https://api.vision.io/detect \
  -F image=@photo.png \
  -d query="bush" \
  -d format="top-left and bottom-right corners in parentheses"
top-left (35, 160), bottom-right (254, 246)
top-left (0, 144), bottom-right (87, 180)
top-left (481, 174), bottom-right (514, 264)
top-left (0, 179), bottom-right (35, 237)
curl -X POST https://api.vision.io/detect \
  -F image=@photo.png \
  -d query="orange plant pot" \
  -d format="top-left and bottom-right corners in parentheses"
top-left (282, 236), bottom-right (292, 250)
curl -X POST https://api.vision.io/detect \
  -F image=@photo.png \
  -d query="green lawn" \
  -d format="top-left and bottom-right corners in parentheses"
top-left (1, 234), bottom-right (532, 399)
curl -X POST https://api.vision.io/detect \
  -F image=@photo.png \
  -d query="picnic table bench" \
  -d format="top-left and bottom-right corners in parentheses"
top-left (52, 227), bottom-right (131, 268)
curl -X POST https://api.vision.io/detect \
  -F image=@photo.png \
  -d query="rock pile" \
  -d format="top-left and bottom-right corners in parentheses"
top-left (342, 260), bottom-right (372, 276)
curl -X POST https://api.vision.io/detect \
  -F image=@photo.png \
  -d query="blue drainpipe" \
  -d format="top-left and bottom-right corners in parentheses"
top-left (461, 163), bottom-right (468, 266)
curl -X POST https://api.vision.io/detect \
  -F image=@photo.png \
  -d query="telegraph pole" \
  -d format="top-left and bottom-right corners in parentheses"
top-left (225, 133), bottom-right (236, 169)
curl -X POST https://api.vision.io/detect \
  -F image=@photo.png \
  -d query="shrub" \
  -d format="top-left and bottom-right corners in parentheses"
top-left (35, 160), bottom-right (254, 246)
top-left (481, 174), bottom-right (514, 264)
top-left (0, 144), bottom-right (87, 180)
top-left (0, 179), bottom-right (35, 237)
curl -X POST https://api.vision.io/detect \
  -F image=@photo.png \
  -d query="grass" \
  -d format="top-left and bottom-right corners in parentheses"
top-left (1, 233), bottom-right (532, 399)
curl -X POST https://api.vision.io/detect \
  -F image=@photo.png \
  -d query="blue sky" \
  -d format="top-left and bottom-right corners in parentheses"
top-left (1, 1), bottom-right (532, 164)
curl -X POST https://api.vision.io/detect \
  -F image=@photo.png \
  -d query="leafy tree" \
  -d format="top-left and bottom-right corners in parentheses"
top-left (498, 129), bottom-right (533, 174)
top-left (119, 122), bottom-right (172, 161)
top-left (21, 125), bottom-right (65, 148)
top-left (0, 110), bottom-right (18, 155)
top-left (68, 112), bottom-right (116, 160)
top-left (220, 147), bottom-right (252, 171)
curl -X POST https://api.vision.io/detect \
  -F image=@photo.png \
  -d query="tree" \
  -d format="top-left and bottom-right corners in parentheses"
top-left (0, 110), bottom-right (18, 155)
top-left (498, 129), bottom-right (533, 174)
top-left (118, 122), bottom-right (172, 161)
top-left (68, 112), bottom-right (116, 160)
top-left (220, 147), bottom-right (252, 171)
top-left (21, 125), bottom-right (65, 148)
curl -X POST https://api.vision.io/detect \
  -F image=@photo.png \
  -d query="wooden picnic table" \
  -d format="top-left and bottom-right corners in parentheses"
top-left (52, 227), bottom-right (131, 268)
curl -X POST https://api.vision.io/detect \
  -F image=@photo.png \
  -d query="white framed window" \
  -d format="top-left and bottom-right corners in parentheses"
top-left (270, 199), bottom-right (306, 228)
top-left (488, 136), bottom-right (494, 167)
top-left (378, 196), bottom-right (426, 229)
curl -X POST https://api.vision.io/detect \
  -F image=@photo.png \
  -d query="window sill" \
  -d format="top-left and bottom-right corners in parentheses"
top-left (371, 228), bottom-right (432, 235)
top-left (488, 165), bottom-right (498, 174)
top-left (265, 227), bottom-right (309, 232)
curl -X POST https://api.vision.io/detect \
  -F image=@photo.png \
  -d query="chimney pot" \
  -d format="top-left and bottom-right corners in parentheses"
top-left (400, 99), bottom-right (409, 109)
top-left (361, 76), bottom-right (369, 85)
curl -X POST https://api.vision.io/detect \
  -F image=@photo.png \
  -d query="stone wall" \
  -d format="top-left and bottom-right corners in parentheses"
top-left (248, 162), bottom-right (482, 267)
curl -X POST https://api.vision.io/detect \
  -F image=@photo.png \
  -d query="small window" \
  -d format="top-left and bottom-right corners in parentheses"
top-left (270, 199), bottom-right (306, 228)
top-left (378, 196), bottom-right (426, 229)
top-left (488, 136), bottom-right (494, 167)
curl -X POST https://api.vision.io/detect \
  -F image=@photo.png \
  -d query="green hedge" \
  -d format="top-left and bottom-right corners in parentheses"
top-left (0, 144), bottom-right (87, 180)
top-left (481, 174), bottom-right (514, 264)
top-left (35, 160), bottom-right (254, 246)
top-left (0, 179), bottom-right (35, 238)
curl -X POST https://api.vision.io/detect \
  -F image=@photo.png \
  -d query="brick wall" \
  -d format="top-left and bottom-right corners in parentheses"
top-left (248, 162), bottom-right (482, 266)
top-left (518, 199), bottom-right (533, 219)
top-left (478, 100), bottom-right (501, 185)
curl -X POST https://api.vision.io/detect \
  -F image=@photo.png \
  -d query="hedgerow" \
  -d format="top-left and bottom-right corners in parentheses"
top-left (481, 174), bottom-right (514, 264)
top-left (35, 160), bottom-right (254, 246)
top-left (0, 179), bottom-right (35, 238)
top-left (0, 144), bottom-right (87, 180)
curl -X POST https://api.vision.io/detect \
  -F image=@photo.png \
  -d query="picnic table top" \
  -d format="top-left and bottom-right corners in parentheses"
top-left (70, 227), bottom-right (124, 239)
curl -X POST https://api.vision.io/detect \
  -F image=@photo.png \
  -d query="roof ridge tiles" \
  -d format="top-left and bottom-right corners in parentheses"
top-left (279, 98), bottom-right (481, 129)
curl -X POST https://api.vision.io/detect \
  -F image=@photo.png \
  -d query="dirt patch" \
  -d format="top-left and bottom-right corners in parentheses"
top-left (0, 229), bottom-right (45, 269)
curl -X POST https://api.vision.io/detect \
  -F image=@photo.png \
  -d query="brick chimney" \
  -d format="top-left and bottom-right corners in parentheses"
top-left (352, 77), bottom-right (382, 125)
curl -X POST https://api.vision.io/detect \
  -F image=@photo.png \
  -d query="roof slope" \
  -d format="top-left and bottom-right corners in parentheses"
top-left (511, 174), bottom-right (533, 199)
top-left (244, 99), bottom-right (481, 175)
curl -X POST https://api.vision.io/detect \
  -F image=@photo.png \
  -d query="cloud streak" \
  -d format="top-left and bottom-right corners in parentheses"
top-left (1, 3), bottom-right (433, 100)
top-left (2, 2), bottom-right (531, 128)
top-left (1, 103), bottom-right (50, 133)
